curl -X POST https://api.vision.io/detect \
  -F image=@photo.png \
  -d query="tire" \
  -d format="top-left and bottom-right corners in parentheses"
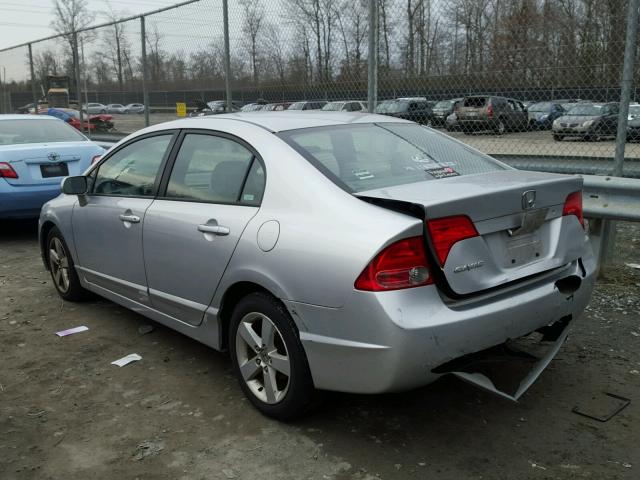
top-left (46, 227), bottom-right (87, 302)
top-left (553, 134), bottom-right (564, 142)
top-left (229, 292), bottom-right (315, 421)
top-left (494, 119), bottom-right (506, 135)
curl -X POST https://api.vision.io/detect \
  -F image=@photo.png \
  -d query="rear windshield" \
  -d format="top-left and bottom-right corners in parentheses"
top-left (288, 102), bottom-right (305, 110)
top-left (279, 123), bottom-right (505, 192)
top-left (434, 100), bottom-right (453, 109)
top-left (0, 119), bottom-right (86, 145)
top-left (322, 102), bottom-right (344, 111)
top-left (463, 97), bottom-right (487, 108)
top-left (375, 101), bottom-right (408, 113)
top-left (528, 102), bottom-right (553, 112)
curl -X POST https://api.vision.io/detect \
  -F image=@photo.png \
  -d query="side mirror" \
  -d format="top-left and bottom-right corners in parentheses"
top-left (61, 176), bottom-right (88, 195)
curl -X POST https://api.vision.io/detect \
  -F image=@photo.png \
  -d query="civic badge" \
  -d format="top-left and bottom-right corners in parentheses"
top-left (522, 190), bottom-right (536, 210)
top-left (47, 152), bottom-right (61, 162)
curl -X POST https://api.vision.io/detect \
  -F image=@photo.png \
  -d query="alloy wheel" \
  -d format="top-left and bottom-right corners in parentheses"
top-left (235, 312), bottom-right (291, 404)
top-left (49, 237), bottom-right (70, 293)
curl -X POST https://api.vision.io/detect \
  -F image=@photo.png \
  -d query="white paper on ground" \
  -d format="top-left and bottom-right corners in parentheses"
top-left (111, 353), bottom-right (142, 367)
top-left (55, 326), bottom-right (89, 337)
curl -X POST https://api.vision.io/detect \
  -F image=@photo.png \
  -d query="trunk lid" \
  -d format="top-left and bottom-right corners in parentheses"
top-left (458, 97), bottom-right (489, 121)
top-left (0, 142), bottom-right (100, 186)
top-left (357, 170), bottom-right (585, 296)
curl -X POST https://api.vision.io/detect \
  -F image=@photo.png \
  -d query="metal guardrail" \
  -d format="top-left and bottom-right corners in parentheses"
top-left (496, 155), bottom-right (640, 179)
top-left (582, 175), bottom-right (640, 221)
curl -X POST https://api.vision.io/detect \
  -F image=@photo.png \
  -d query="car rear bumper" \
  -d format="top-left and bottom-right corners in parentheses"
top-left (287, 244), bottom-right (596, 394)
top-left (458, 119), bottom-right (495, 130)
top-left (0, 181), bottom-right (61, 219)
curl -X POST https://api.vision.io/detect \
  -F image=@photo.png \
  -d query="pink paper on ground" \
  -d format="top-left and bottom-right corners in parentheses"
top-left (55, 326), bottom-right (89, 337)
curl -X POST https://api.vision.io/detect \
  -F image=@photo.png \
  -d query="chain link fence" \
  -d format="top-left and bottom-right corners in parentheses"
top-left (1, 0), bottom-right (639, 174)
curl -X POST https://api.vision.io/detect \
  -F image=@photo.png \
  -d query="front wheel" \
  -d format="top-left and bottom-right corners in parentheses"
top-left (46, 227), bottom-right (87, 302)
top-left (229, 292), bottom-right (315, 421)
top-left (553, 134), bottom-right (564, 141)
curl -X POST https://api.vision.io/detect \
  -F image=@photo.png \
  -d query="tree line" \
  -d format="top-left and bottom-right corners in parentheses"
top-left (5, 0), bottom-right (634, 97)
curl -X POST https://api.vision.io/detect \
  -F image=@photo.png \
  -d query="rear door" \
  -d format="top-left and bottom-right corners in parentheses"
top-left (73, 132), bottom-right (176, 302)
top-left (143, 131), bottom-right (265, 325)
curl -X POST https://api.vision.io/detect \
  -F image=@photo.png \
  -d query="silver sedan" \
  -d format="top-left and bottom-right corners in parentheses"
top-left (39, 112), bottom-right (596, 420)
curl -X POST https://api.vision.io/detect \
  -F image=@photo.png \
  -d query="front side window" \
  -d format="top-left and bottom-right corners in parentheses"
top-left (165, 134), bottom-right (258, 204)
top-left (93, 134), bottom-right (172, 196)
top-left (280, 123), bottom-right (505, 193)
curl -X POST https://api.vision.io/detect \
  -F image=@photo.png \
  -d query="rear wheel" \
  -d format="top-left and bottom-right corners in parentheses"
top-left (229, 292), bottom-right (315, 421)
top-left (46, 227), bottom-right (86, 302)
top-left (495, 119), bottom-right (506, 135)
top-left (553, 134), bottom-right (564, 141)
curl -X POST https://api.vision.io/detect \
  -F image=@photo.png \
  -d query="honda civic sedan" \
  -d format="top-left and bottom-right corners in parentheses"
top-left (39, 112), bottom-right (596, 419)
top-left (1, 115), bottom-right (104, 219)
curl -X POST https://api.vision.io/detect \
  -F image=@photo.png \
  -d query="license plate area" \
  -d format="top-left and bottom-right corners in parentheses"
top-left (506, 233), bottom-right (542, 266)
top-left (40, 162), bottom-right (69, 178)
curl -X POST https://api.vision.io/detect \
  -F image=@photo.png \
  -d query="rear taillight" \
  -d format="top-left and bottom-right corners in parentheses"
top-left (91, 155), bottom-right (102, 165)
top-left (354, 236), bottom-right (432, 291)
top-left (0, 162), bottom-right (18, 179)
top-left (562, 190), bottom-right (584, 228)
top-left (426, 215), bottom-right (479, 266)
top-left (487, 104), bottom-right (494, 118)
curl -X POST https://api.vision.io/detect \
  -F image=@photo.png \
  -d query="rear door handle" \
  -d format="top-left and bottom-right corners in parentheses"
top-left (198, 224), bottom-right (230, 236)
top-left (119, 214), bottom-right (140, 223)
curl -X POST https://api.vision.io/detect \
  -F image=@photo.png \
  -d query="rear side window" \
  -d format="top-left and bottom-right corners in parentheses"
top-left (165, 133), bottom-right (259, 204)
top-left (464, 97), bottom-right (487, 108)
top-left (280, 123), bottom-right (505, 193)
top-left (93, 134), bottom-right (172, 197)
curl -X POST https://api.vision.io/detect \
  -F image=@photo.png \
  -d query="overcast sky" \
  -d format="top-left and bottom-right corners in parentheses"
top-left (0, 0), bottom-right (181, 49)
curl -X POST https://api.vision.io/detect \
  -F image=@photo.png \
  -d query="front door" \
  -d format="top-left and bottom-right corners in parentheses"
top-left (73, 133), bottom-right (175, 303)
top-left (143, 132), bottom-right (266, 325)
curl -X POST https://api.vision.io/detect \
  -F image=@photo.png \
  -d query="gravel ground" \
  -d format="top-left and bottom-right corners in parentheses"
top-left (0, 220), bottom-right (638, 480)
top-left (105, 112), bottom-right (640, 159)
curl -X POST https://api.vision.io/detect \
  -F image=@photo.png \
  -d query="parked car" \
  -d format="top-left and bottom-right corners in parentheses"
top-left (431, 98), bottom-right (463, 127)
top-left (190, 100), bottom-right (243, 117)
top-left (106, 103), bottom-right (126, 114)
top-left (627, 103), bottom-right (640, 121)
top-left (261, 102), bottom-right (292, 111)
top-left (374, 98), bottom-right (434, 125)
top-left (123, 103), bottom-right (145, 114)
top-left (82, 103), bottom-right (108, 114)
top-left (0, 115), bottom-right (103, 219)
top-left (39, 111), bottom-right (595, 420)
top-left (527, 102), bottom-right (565, 130)
top-left (322, 101), bottom-right (367, 112)
top-left (45, 108), bottom-right (115, 133)
top-left (627, 116), bottom-right (640, 141)
top-left (241, 102), bottom-right (266, 112)
top-left (457, 96), bottom-right (528, 134)
top-left (287, 100), bottom-right (327, 111)
top-left (552, 102), bottom-right (619, 141)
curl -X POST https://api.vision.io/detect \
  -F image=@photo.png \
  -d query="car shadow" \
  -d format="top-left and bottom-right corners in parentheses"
top-left (0, 219), bottom-right (39, 243)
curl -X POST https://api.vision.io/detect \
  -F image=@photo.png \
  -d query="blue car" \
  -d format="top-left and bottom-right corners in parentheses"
top-left (0, 115), bottom-right (104, 219)
top-left (527, 102), bottom-right (565, 130)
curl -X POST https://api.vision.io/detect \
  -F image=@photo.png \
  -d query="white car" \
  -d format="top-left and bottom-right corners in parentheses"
top-left (322, 101), bottom-right (368, 112)
top-left (106, 104), bottom-right (126, 114)
top-left (123, 103), bottom-right (145, 114)
top-left (82, 103), bottom-right (107, 114)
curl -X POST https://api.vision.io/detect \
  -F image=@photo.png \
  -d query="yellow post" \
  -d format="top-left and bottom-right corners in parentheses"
top-left (176, 102), bottom-right (187, 118)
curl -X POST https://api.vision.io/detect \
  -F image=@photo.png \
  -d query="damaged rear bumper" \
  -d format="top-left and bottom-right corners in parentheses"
top-left (286, 248), bottom-right (596, 395)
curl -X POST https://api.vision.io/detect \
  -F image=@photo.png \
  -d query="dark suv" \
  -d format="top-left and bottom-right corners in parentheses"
top-left (374, 98), bottom-right (434, 125)
top-left (457, 96), bottom-right (528, 134)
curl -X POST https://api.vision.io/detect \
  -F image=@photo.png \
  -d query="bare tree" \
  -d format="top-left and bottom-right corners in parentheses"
top-left (240, 0), bottom-right (265, 84)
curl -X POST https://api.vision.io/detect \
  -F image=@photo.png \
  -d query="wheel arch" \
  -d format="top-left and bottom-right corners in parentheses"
top-left (39, 220), bottom-right (58, 270)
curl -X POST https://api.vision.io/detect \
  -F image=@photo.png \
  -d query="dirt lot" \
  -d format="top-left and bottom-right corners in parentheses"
top-left (1, 221), bottom-right (639, 480)
top-left (105, 112), bottom-right (640, 159)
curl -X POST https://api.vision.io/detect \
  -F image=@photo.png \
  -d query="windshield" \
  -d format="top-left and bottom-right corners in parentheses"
top-left (241, 104), bottom-right (263, 112)
top-left (279, 123), bottom-right (505, 192)
top-left (375, 101), bottom-right (407, 114)
top-left (566, 105), bottom-right (603, 116)
top-left (322, 102), bottom-right (344, 111)
top-left (288, 102), bottom-right (306, 110)
top-left (529, 102), bottom-right (553, 112)
top-left (629, 105), bottom-right (640, 117)
top-left (0, 119), bottom-right (86, 145)
top-left (434, 100), bottom-right (453, 109)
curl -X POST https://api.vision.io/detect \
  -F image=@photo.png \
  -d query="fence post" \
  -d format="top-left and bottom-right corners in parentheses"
top-left (599, 0), bottom-right (639, 273)
top-left (0, 66), bottom-right (5, 113)
top-left (28, 43), bottom-right (38, 114)
top-left (72, 32), bottom-right (84, 129)
top-left (141, 15), bottom-right (150, 127)
top-left (223, 0), bottom-right (232, 110)
top-left (367, 0), bottom-right (378, 112)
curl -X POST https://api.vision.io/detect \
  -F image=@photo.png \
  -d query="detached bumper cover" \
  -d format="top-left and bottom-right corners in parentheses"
top-left (287, 246), bottom-right (596, 394)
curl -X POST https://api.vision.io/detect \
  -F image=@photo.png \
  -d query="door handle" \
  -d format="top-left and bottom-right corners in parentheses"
top-left (119, 214), bottom-right (140, 223)
top-left (198, 224), bottom-right (230, 236)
